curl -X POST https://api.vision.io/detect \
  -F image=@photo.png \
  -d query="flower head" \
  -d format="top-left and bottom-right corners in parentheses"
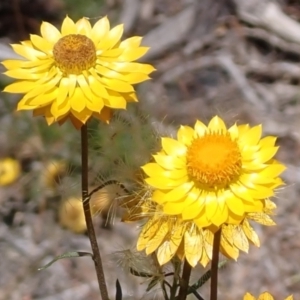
top-left (59, 197), bottom-right (86, 233)
top-left (244, 292), bottom-right (293, 300)
top-left (0, 158), bottom-right (21, 186)
top-left (3, 16), bottom-right (155, 128)
top-left (142, 116), bottom-right (285, 229)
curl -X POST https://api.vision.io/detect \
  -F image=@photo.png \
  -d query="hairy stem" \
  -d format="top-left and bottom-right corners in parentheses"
top-left (210, 229), bottom-right (222, 300)
top-left (81, 124), bottom-right (109, 300)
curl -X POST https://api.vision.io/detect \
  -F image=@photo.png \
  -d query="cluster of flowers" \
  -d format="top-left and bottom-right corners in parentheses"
top-left (2, 15), bottom-right (290, 299)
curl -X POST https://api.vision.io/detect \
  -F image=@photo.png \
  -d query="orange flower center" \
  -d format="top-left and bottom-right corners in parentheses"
top-left (53, 34), bottom-right (96, 75)
top-left (186, 133), bottom-right (242, 188)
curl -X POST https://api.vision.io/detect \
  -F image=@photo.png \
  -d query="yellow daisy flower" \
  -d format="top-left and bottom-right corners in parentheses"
top-left (243, 292), bottom-right (293, 300)
top-left (59, 197), bottom-right (86, 233)
top-left (142, 116), bottom-right (285, 229)
top-left (2, 16), bottom-right (155, 128)
top-left (0, 157), bottom-right (21, 186)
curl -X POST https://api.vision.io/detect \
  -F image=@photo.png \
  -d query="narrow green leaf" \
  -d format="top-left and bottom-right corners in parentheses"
top-left (38, 251), bottom-right (93, 270)
top-left (115, 279), bottom-right (122, 300)
top-left (129, 267), bottom-right (152, 278)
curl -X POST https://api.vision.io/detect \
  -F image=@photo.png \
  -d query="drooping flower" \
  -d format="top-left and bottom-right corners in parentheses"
top-left (142, 116), bottom-right (285, 229)
top-left (2, 16), bottom-right (155, 128)
top-left (125, 187), bottom-right (276, 266)
top-left (243, 292), bottom-right (293, 300)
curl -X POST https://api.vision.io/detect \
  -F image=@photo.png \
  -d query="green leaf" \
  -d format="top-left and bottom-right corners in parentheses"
top-left (115, 279), bottom-right (122, 300)
top-left (129, 267), bottom-right (153, 278)
top-left (38, 251), bottom-right (93, 270)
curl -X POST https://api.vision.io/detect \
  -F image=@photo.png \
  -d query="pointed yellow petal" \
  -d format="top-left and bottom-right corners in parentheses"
top-left (161, 137), bottom-right (186, 157)
top-left (76, 17), bottom-right (92, 36)
top-left (184, 225), bottom-right (202, 267)
top-left (40, 21), bottom-right (61, 44)
top-left (98, 24), bottom-right (124, 50)
top-left (208, 116), bottom-right (227, 132)
top-left (61, 15), bottom-right (77, 35)
top-left (91, 16), bottom-right (110, 44)
top-left (177, 125), bottom-right (194, 146)
top-left (258, 292), bottom-right (274, 300)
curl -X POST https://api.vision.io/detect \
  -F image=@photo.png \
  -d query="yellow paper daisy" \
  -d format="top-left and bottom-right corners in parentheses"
top-left (142, 116), bottom-right (285, 229)
top-left (0, 158), bottom-right (21, 186)
top-left (2, 16), bottom-right (155, 128)
top-left (244, 292), bottom-right (293, 300)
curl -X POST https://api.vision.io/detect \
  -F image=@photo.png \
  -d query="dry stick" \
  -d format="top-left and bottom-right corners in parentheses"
top-left (177, 259), bottom-right (192, 300)
top-left (81, 124), bottom-right (109, 300)
top-left (210, 229), bottom-right (222, 300)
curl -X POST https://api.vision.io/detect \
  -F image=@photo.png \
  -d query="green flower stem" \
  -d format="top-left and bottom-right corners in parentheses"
top-left (177, 259), bottom-right (192, 300)
top-left (210, 228), bottom-right (222, 300)
top-left (81, 124), bottom-right (109, 300)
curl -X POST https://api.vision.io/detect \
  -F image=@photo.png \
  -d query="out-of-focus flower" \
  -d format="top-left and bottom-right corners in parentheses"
top-left (142, 116), bottom-right (285, 229)
top-left (58, 197), bottom-right (86, 233)
top-left (243, 292), bottom-right (293, 300)
top-left (89, 181), bottom-right (128, 227)
top-left (3, 16), bottom-right (155, 128)
top-left (42, 160), bottom-right (66, 190)
top-left (0, 158), bottom-right (21, 186)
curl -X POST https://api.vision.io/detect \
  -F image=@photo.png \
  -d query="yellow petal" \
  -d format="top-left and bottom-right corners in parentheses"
top-left (40, 21), bottom-right (61, 44)
top-left (208, 116), bottom-right (227, 132)
top-left (91, 16), bottom-right (110, 44)
top-left (61, 15), bottom-right (77, 35)
top-left (100, 77), bottom-right (134, 93)
top-left (177, 125), bottom-right (194, 146)
top-left (11, 44), bottom-right (46, 60)
top-left (137, 217), bottom-right (160, 251)
top-left (70, 87), bottom-right (86, 112)
top-left (145, 176), bottom-right (187, 189)
top-left (247, 212), bottom-right (275, 226)
top-left (194, 120), bottom-right (207, 137)
top-left (4, 69), bottom-right (41, 80)
top-left (226, 195), bottom-right (245, 216)
top-left (142, 163), bottom-right (187, 180)
top-left (161, 137), bottom-right (186, 157)
top-left (30, 34), bottom-right (53, 53)
top-left (98, 24), bottom-right (124, 50)
top-left (258, 292), bottom-right (274, 300)
top-left (153, 154), bottom-right (186, 169)
top-left (242, 219), bottom-right (260, 247)
top-left (4, 81), bottom-right (36, 93)
top-left (157, 221), bottom-right (185, 265)
top-left (88, 73), bottom-right (109, 99)
top-left (184, 225), bottom-right (203, 267)
top-left (145, 220), bottom-right (169, 255)
top-left (119, 36), bottom-right (142, 48)
top-left (70, 107), bottom-right (92, 124)
top-left (253, 147), bottom-right (279, 163)
top-left (233, 226), bottom-right (249, 252)
top-left (240, 125), bottom-right (262, 146)
top-left (76, 17), bottom-right (92, 36)
top-left (243, 292), bottom-right (256, 300)
top-left (162, 182), bottom-right (194, 202)
top-left (182, 197), bottom-right (205, 220)
top-left (118, 47), bottom-right (149, 62)
top-left (259, 136), bottom-right (277, 147)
